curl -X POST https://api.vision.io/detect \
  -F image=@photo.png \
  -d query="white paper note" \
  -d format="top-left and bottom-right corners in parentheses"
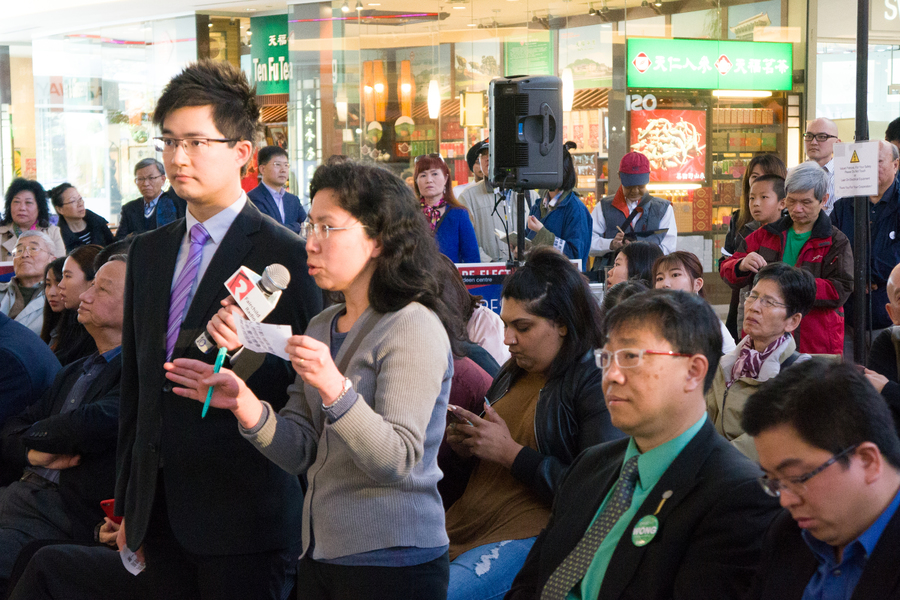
top-left (235, 318), bottom-right (293, 361)
top-left (120, 547), bottom-right (145, 576)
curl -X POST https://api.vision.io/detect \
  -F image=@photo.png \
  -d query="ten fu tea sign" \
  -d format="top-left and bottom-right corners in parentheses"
top-left (627, 39), bottom-right (792, 91)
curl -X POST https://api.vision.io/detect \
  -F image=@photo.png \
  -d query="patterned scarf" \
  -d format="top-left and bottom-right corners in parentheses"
top-left (729, 333), bottom-right (789, 384)
top-left (420, 197), bottom-right (446, 232)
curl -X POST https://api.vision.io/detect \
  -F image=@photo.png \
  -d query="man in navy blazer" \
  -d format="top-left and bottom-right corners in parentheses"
top-left (0, 256), bottom-right (126, 596)
top-left (247, 145), bottom-right (306, 233)
top-left (114, 158), bottom-right (187, 240)
top-left (743, 359), bottom-right (900, 600)
top-left (505, 291), bottom-right (778, 600)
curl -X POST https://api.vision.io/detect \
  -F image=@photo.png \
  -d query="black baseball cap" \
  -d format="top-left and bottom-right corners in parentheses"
top-left (466, 139), bottom-right (489, 172)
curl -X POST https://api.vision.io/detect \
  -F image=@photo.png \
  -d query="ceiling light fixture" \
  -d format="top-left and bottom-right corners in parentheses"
top-left (588, 3), bottom-right (596, 15)
top-left (600, 1), bottom-right (609, 15)
top-left (654, 0), bottom-right (663, 5)
top-left (356, 1), bottom-right (363, 9)
top-left (341, 1), bottom-right (350, 12)
top-left (641, 0), bottom-right (650, 7)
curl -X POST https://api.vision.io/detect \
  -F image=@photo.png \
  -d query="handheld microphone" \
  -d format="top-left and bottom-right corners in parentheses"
top-left (195, 264), bottom-right (291, 354)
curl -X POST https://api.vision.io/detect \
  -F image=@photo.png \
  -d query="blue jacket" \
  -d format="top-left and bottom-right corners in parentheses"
top-left (435, 207), bottom-right (481, 264)
top-left (530, 190), bottom-right (593, 271)
top-left (831, 177), bottom-right (900, 330)
top-left (248, 183), bottom-right (307, 234)
top-left (0, 312), bottom-right (61, 431)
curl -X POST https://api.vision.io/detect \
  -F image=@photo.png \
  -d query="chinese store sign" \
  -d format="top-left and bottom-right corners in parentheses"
top-left (298, 80), bottom-right (321, 203)
top-left (626, 39), bottom-right (792, 91)
top-left (250, 15), bottom-right (291, 95)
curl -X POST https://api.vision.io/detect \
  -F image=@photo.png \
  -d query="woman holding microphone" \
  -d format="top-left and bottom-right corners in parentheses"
top-left (165, 160), bottom-right (458, 599)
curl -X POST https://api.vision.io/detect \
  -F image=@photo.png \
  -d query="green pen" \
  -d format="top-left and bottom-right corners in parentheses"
top-left (202, 347), bottom-right (228, 418)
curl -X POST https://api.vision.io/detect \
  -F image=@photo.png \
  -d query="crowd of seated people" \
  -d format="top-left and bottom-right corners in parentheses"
top-left (6, 62), bottom-right (900, 600)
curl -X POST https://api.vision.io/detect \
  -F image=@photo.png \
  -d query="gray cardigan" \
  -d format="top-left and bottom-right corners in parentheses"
top-left (241, 302), bottom-right (453, 560)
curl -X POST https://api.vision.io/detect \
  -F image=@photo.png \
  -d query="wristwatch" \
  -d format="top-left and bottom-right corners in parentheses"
top-left (334, 377), bottom-right (353, 403)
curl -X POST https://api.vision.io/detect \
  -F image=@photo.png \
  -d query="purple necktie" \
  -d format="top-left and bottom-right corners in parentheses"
top-left (166, 223), bottom-right (211, 361)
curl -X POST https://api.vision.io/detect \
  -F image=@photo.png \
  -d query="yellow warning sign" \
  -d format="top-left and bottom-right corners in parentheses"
top-left (850, 150), bottom-right (860, 163)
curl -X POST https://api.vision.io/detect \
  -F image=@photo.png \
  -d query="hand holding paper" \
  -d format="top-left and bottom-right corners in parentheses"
top-left (235, 318), bottom-right (293, 360)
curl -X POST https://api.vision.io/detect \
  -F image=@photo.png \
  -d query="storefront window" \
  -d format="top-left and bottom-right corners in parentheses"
top-left (32, 16), bottom-right (196, 223)
top-left (284, 0), bottom-right (805, 311)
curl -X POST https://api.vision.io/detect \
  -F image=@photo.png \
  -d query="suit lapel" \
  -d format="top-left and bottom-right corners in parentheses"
top-left (257, 185), bottom-right (281, 223)
top-left (172, 203), bottom-right (260, 360)
top-left (140, 220), bottom-right (184, 357)
top-left (599, 421), bottom-right (717, 600)
top-left (851, 501), bottom-right (900, 600)
top-left (77, 354), bottom-right (122, 404)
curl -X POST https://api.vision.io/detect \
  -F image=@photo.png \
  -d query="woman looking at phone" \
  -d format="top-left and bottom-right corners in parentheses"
top-left (443, 247), bottom-right (624, 600)
top-left (165, 161), bottom-right (458, 599)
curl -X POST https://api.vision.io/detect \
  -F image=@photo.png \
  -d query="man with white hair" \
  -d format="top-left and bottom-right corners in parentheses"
top-left (831, 140), bottom-right (900, 352)
top-left (805, 117), bottom-right (841, 215)
top-left (722, 162), bottom-right (853, 355)
top-left (0, 231), bottom-right (57, 335)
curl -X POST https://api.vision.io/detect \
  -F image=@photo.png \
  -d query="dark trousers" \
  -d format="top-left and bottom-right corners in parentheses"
top-left (8, 486), bottom-right (297, 600)
top-left (296, 552), bottom-right (449, 600)
top-left (133, 484), bottom-right (297, 600)
top-left (6, 543), bottom-right (134, 600)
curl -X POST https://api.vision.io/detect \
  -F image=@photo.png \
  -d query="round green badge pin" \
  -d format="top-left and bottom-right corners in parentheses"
top-left (632, 515), bottom-right (659, 547)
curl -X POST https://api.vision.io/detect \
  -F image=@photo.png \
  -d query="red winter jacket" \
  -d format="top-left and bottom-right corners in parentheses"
top-left (720, 212), bottom-right (853, 355)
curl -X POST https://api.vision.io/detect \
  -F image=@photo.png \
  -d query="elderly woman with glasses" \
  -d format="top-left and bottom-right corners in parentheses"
top-left (414, 153), bottom-right (480, 264)
top-left (706, 262), bottom-right (817, 460)
top-left (49, 183), bottom-right (114, 252)
top-left (0, 178), bottom-right (66, 261)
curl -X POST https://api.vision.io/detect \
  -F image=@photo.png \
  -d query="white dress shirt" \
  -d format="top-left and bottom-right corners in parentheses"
top-left (170, 193), bottom-right (247, 310)
top-left (262, 182), bottom-right (287, 222)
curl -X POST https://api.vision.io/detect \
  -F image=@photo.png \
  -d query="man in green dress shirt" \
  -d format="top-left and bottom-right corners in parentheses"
top-left (505, 290), bottom-right (780, 600)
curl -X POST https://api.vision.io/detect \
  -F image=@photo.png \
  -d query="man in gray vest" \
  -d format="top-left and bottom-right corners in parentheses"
top-left (590, 151), bottom-right (677, 259)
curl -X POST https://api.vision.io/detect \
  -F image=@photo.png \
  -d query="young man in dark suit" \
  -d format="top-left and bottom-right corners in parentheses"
top-left (247, 145), bottom-right (306, 234)
top-left (114, 158), bottom-right (186, 240)
top-left (505, 290), bottom-right (779, 600)
top-left (743, 359), bottom-right (900, 600)
top-left (104, 61), bottom-right (319, 600)
top-left (0, 256), bottom-right (126, 597)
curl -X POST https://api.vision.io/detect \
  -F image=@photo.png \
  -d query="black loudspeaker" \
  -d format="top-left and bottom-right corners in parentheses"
top-left (488, 75), bottom-right (563, 191)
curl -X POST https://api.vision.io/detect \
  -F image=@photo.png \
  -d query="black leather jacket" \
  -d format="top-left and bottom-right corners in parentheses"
top-left (484, 349), bottom-right (625, 503)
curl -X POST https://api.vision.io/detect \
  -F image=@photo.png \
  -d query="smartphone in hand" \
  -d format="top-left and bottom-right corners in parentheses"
top-left (100, 499), bottom-right (123, 524)
top-left (447, 406), bottom-right (474, 427)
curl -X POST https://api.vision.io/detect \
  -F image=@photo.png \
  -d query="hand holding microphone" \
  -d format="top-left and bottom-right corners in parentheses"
top-left (194, 264), bottom-right (291, 417)
top-left (195, 263), bottom-right (291, 354)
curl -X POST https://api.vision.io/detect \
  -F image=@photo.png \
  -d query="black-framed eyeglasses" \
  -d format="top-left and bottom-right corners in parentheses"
top-left (594, 348), bottom-right (694, 371)
top-left (745, 292), bottom-right (788, 310)
top-left (804, 133), bottom-right (838, 143)
top-left (757, 443), bottom-right (859, 498)
top-left (414, 153), bottom-right (445, 164)
top-left (153, 137), bottom-right (238, 156)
